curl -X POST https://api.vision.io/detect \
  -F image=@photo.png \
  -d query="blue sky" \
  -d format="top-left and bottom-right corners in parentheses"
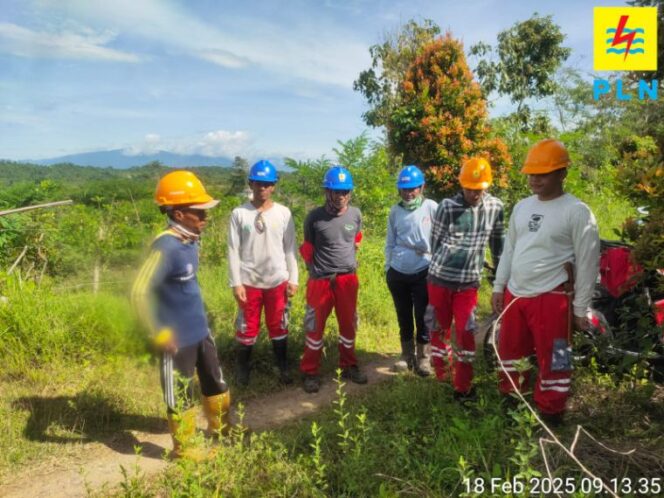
top-left (0, 0), bottom-right (624, 163)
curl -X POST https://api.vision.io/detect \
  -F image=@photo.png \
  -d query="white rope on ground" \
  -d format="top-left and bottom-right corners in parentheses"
top-left (490, 297), bottom-right (635, 498)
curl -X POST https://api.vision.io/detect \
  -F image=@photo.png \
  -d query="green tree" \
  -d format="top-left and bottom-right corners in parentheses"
top-left (278, 135), bottom-right (396, 234)
top-left (353, 19), bottom-right (440, 127)
top-left (388, 34), bottom-right (512, 198)
top-left (227, 156), bottom-right (250, 195)
top-left (471, 14), bottom-right (571, 126)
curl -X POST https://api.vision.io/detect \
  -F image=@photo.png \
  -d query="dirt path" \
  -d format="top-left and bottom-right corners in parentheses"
top-left (0, 354), bottom-right (397, 498)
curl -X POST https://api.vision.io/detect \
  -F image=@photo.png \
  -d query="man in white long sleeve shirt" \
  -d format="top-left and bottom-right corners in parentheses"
top-left (228, 160), bottom-right (298, 386)
top-left (491, 139), bottom-right (600, 424)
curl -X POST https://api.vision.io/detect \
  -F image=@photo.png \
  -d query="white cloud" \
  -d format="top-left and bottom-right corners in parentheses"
top-left (123, 130), bottom-right (252, 158)
top-left (0, 22), bottom-right (140, 62)
top-left (33, 0), bottom-right (369, 86)
top-left (197, 49), bottom-right (248, 69)
top-left (123, 133), bottom-right (162, 156)
top-left (178, 130), bottom-right (252, 158)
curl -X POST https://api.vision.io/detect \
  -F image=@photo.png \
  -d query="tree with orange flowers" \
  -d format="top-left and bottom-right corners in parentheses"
top-left (387, 34), bottom-right (511, 197)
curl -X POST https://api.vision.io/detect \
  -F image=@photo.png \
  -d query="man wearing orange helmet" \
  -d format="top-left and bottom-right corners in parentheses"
top-left (132, 170), bottom-right (230, 459)
top-left (428, 157), bottom-right (504, 403)
top-left (491, 139), bottom-right (600, 425)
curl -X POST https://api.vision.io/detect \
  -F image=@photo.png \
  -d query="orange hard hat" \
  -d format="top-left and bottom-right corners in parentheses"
top-left (155, 170), bottom-right (219, 208)
top-left (522, 139), bottom-right (570, 174)
top-left (459, 157), bottom-right (492, 189)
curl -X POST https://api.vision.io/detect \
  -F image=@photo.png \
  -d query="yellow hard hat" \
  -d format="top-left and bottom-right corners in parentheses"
top-left (155, 170), bottom-right (219, 208)
top-left (459, 157), bottom-right (492, 189)
top-left (522, 139), bottom-right (570, 174)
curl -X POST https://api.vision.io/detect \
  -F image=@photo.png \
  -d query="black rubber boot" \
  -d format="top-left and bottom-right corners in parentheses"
top-left (540, 411), bottom-right (564, 428)
top-left (453, 387), bottom-right (477, 405)
top-left (272, 339), bottom-right (293, 385)
top-left (235, 344), bottom-right (252, 387)
top-left (341, 365), bottom-right (368, 384)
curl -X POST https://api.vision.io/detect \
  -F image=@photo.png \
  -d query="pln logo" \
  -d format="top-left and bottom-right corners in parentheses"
top-left (593, 7), bottom-right (658, 101)
top-left (594, 7), bottom-right (657, 71)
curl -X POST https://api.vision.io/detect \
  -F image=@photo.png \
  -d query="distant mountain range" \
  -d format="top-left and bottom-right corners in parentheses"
top-left (27, 149), bottom-right (234, 169)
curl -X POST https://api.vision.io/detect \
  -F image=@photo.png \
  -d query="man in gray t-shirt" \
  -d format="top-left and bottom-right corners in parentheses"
top-left (299, 166), bottom-right (368, 393)
top-left (303, 206), bottom-right (361, 278)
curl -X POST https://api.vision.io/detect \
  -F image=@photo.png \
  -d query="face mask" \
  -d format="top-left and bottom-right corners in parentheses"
top-left (399, 195), bottom-right (423, 211)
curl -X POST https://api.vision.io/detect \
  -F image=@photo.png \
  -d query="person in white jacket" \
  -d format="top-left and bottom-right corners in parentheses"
top-left (491, 139), bottom-right (600, 425)
top-left (228, 160), bottom-right (298, 386)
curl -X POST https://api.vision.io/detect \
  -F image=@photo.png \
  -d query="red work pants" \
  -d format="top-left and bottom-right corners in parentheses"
top-left (497, 288), bottom-right (571, 415)
top-left (235, 281), bottom-right (289, 346)
top-left (427, 283), bottom-right (478, 393)
top-left (300, 274), bottom-right (359, 375)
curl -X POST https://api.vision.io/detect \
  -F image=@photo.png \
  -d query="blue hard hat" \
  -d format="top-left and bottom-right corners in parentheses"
top-left (397, 165), bottom-right (425, 189)
top-left (248, 159), bottom-right (278, 182)
top-left (323, 165), bottom-right (354, 190)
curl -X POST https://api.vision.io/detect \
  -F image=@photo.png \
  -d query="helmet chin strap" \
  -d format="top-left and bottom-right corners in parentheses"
top-left (168, 218), bottom-right (200, 241)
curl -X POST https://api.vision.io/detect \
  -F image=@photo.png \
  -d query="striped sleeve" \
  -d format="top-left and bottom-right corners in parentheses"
top-left (131, 245), bottom-right (170, 338)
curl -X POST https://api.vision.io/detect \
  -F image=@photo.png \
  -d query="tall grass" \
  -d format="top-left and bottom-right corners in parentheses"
top-left (0, 235), bottom-right (400, 477)
top-left (0, 276), bottom-right (145, 377)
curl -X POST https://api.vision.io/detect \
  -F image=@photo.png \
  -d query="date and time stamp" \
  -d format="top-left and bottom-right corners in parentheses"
top-left (463, 476), bottom-right (662, 495)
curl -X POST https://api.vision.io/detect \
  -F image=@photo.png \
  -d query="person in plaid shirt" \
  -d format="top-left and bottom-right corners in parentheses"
top-left (428, 157), bottom-right (504, 402)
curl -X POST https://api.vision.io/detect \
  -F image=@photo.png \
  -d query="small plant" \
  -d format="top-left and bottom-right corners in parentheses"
top-left (457, 455), bottom-right (478, 498)
top-left (333, 369), bottom-right (351, 453)
top-left (350, 407), bottom-right (369, 459)
top-left (118, 446), bottom-right (151, 498)
top-left (509, 406), bottom-right (542, 482)
top-left (309, 421), bottom-right (328, 492)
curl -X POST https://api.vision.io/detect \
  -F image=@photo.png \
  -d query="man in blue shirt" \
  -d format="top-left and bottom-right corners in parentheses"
top-left (132, 170), bottom-right (230, 459)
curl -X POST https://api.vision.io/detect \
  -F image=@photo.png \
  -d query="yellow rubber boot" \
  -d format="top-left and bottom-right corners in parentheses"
top-left (202, 391), bottom-right (231, 437)
top-left (167, 407), bottom-right (210, 462)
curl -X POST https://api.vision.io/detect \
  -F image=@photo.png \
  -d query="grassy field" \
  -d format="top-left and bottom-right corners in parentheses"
top-left (0, 235), bottom-right (405, 481)
top-left (1, 179), bottom-right (660, 495)
top-left (96, 364), bottom-right (663, 497)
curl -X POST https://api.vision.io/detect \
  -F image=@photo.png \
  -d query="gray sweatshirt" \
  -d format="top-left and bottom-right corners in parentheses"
top-left (385, 199), bottom-right (438, 274)
top-left (227, 201), bottom-right (298, 289)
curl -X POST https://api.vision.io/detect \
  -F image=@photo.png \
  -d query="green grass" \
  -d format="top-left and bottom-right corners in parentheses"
top-left (0, 357), bottom-right (163, 482)
top-left (108, 368), bottom-right (664, 497)
top-left (565, 166), bottom-right (636, 240)
top-left (0, 278), bottom-right (146, 377)
top-left (0, 235), bottom-right (401, 480)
